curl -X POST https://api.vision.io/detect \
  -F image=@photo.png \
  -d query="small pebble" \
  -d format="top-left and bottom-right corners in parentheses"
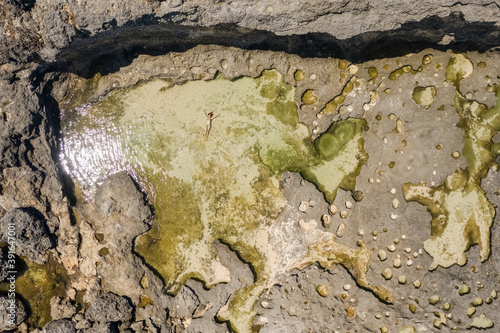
top-left (346, 306), bottom-right (356, 318)
top-left (392, 198), bottom-right (399, 209)
top-left (428, 295), bottom-right (441, 305)
top-left (352, 190), bottom-right (364, 202)
top-left (408, 303), bottom-right (417, 313)
top-left (299, 201), bottom-right (310, 212)
top-left (459, 283), bottom-right (471, 295)
top-left (348, 65), bottom-right (358, 74)
top-left (322, 214), bottom-right (332, 227)
top-left (378, 250), bottom-right (387, 261)
top-left (452, 151), bottom-right (460, 159)
top-left (442, 302), bottom-right (451, 311)
top-left (343, 284), bottom-right (351, 291)
top-left (316, 285), bottom-right (328, 297)
top-left (404, 247), bottom-right (411, 253)
top-left (390, 188), bottom-right (396, 194)
top-left (382, 268), bottom-right (393, 280)
top-left (336, 223), bottom-right (347, 237)
top-left (261, 301), bottom-right (272, 309)
top-left (357, 229), bottom-right (364, 236)
top-left (393, 257), bottom-right (402, 268)
top-left (340, 210), bottom-right (349, 218)
top-left (413, 280), bottom-right (421, 288)
top-left (390, 213), bottom-right (398, 220)
top-left (395, 118), bottom-right (403, 133)
top-left (330, 204), bottom-right (338, 215)
top-left (467, 306), bottom-right (476, 317)
top-left (387, 244), bottom-right (396, 252)
top-left (433, 319), bottom-right (443, 329)
top-left (398, 275), bottom-right (407, 284)
top-left (491, 289), bottom-right (498, 299)
top-left (345, 201), bottom-right (353, 209)
top-left (471, 297), bottom-right (483, 306)
top-left (406, 259), bottom-right (413, 266)
top-left (412, 252), bottom-right (419, 258)
top-left (380, 326), bottom-right (389, 333)
top-left (375, 313), bottom-right (382, 319)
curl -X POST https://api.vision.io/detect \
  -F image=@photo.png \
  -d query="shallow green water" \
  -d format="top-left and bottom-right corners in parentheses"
top-left (61, 70), bottom-right (367, 332)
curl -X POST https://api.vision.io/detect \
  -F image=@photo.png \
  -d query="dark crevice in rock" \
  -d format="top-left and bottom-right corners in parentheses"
top-left (36, 76), bottom-right (78, 206)
top-left (46, 12), bottom-right (500, 79)
top-left (8, 0), bottom-right (37, 11)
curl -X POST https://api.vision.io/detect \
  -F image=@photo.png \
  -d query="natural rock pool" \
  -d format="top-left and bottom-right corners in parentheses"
top-left (52, 46), bottom-right (500, 332)
top-left (60, 68), bottom-right (383, 332)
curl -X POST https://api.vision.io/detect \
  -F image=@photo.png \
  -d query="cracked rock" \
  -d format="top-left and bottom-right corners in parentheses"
top-left (85, 292), bottom-right (133, 323)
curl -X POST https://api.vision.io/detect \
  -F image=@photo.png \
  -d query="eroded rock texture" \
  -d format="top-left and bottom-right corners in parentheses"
top-left (1, 1), bottom-right (500, 333)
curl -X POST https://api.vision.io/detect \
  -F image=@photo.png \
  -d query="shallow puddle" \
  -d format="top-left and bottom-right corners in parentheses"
top-left (58, 50), bottom-right (500, 332)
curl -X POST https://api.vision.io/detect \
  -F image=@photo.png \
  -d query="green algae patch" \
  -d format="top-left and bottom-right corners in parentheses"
top-left (261, 118), bottom-right (368, 203)
top-left (62, 69), bottom-right (372, 333)
top-left (389, 64), bottom-right (422, 80)
top-left (301, 89), bottom-right (318, 105)
top-left (368, 67), bottom-right (378, 79)
top-left (321, 76), bottom-right (357, 114)
top-left (412, 86), bottom-right (436, 108)
top-left (258, 70), bottom-right (299, 127)
top-left (446, 53), bottom-right (473, 85)
top-left (294, 69), bottom-right (305, 81)
top-left (309, 119), bottom-right (368, 202)
top-left (403, 55), bottom-right (500, 270)
top-left (0, 256), bottom-right (69, 329)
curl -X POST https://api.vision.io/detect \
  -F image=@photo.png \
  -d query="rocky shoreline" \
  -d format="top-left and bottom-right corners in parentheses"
top-left (1, 1), bottom-right (500, 333)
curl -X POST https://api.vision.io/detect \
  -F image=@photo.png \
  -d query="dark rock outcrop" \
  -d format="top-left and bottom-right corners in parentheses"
top-left (0, 208), bottom-right (54, 264)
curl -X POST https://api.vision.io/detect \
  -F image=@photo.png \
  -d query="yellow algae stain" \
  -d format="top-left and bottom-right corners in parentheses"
top-left (446, 53), bottom-right (474, 85)
top-left (389, 64), bottom-right (422, 80)
top-left (0, 256), bottom-right (69, 329)
top-left (321, 76), bottom-right (357, 114)
top-left (301, 89), bottom-right (318, 105)
top-left (403, 53), bottom-right (500, 270)
top-left (61, 69), bottom-right (388, 333)
top-left (294, 236), bottom-right (393, 303)
top-left (368, 67), bottom-right (378, 80)
top-left (294, 69), bottom-right (305, 81)
top-left (412, 86), bottom-right (436, 108)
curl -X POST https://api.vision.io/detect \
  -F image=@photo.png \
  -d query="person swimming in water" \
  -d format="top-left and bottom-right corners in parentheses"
top-left (204, 110), bottom-right (219, 139)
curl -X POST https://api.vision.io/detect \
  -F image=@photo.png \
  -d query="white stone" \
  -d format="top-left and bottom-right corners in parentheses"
top-left (298, 201), bottom-right (310, 212)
